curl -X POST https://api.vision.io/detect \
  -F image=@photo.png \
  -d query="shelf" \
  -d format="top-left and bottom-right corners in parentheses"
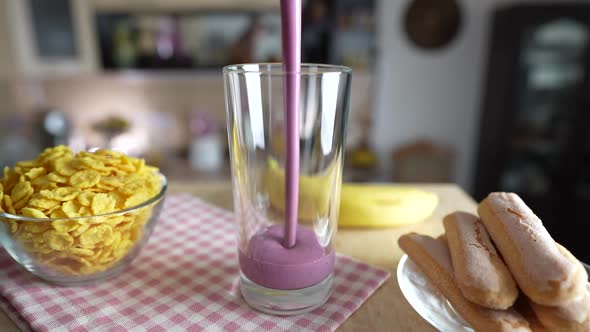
top-left (91, 0), bottom-right (279, 11)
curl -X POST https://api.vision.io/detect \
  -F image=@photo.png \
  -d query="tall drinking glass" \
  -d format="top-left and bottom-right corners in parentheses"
top-left (223, 64), bottom-right (351, 315)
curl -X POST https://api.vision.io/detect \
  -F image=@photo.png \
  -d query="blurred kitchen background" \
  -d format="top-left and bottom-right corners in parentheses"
top-left (1, 0), bottom-right (590, 256)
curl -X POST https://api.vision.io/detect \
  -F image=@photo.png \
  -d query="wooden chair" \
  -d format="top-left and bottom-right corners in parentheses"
top-left (392, 140), bottom-right (455, 182)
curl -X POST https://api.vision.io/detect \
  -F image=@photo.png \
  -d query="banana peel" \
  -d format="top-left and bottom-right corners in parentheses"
top-left (263, 158), bottom-right (335, 220)
top-left (263, 159), bottom-right (438, 227)
top-left (339, 185), bottom-right (438, 228)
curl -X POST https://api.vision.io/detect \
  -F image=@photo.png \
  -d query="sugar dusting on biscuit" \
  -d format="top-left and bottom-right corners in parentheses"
top-left (486, 193), bottom-right (579, 292)
top-left (451, 212), bottom-right (506, 291)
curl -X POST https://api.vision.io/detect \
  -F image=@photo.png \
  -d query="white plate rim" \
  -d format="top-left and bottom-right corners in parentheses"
top-left (397, 254), bottom-right (474, 332)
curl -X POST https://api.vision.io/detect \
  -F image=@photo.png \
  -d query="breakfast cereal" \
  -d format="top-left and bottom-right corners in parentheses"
top-left (0, 146), bottom-right (162, 276)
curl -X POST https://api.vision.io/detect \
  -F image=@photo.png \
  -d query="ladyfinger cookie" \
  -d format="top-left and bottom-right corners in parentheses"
top-left (478, 192), bottom-right (587, 306)
top-left (514, 297), bottom-right (552, 332)
top-left (529, 282), bottom-right (590, 332)
top-left (443, 212), bottom-right (518, 309)
top-left (398, 233), bottom-right (531, 332)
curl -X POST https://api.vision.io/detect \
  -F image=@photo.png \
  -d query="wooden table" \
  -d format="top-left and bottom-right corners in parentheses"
top-left (0, 182), bottom-right (477, 331)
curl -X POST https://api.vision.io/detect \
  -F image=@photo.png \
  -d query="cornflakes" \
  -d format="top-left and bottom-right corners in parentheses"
top-left (44, 230), bottom-right (74, 251)
top-left (76, 191), bottom-right (95, 206)
top-left (21, 207), bottom-right (47, 219)
top-left (11, 182), bottom-right (33, 203)
top-left (40, 187), bottom-right (79, 201)
top-left (79, 224), bottom-right (113, 247)
top-left (24, 167), bottom-right (46, 180)
top-left (52, 219), bottom-right (79, 232)
top-left (0, 145), bottom-right (161, 277)
top-left (62, 200), bottom-right (81, 218)
top-left (47, 172), bottom-right (69, 184)
top-left (28, 195), bottom-right (61, 210)
top-left (53, 157), bottom-right (77, 176)
top-left (70, 170), bottom-right (101, 188)
top-left (70, 222), bottom-right (90, 237)
top-left (91, 193), bottom-right (116, 215)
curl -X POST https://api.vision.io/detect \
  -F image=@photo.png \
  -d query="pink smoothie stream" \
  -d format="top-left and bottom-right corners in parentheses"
top-left (239, 0), bottom-right (335, 290)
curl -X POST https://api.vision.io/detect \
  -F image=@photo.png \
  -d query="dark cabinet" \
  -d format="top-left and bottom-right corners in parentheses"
top-left (474, 4), bottom-right (590, 262)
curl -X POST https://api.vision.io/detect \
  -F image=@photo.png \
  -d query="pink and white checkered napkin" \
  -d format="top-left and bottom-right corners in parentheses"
top-left (0, 194), bottom-right (389, 332)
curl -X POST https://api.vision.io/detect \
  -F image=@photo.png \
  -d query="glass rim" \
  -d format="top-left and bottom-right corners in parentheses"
top-left (222, 63), bottom-right (352, 75)
top-left (0, 173), bottom-right (167, 222)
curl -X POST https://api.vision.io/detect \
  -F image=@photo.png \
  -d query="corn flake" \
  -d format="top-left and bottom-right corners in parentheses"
top-left (44, 230), bottom-right (74, 250)
top-left (11, 182), bottom-right (33, 203)
top-left (91, 193), bottom-right (116, 215)
top-left (50, 208), bottom-right (69, 219)
top-left (24, 167), bottom-right (46, 180)
top-left (21, 208), bottom-right (48, 219)
top-left (79, 224), bottom-right (113, 247)
top-left (28, 195), bottom-right (61, 210)
top-left (62, 200), bottom-right (81, 218)
top-left (1, 145), bottom-right (161, 276)
top-left (52, 219), bottom-right (79, 232)
top-left (70, 170), bottom-right (101, 188)
top-left (47, 172), bottom-right (69, 184)
top-left (70, 222), bottom-right (90, 237)
top-left (68, 247), bottom-right (94, 257)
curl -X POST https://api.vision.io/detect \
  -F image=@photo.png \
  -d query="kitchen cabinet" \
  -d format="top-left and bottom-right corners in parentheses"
top-left (90, 0), bottom-right (278, 11)
top-left (0, 0), bottom-right (98, 78)
top-left (474, 4), bottom-right (590, 262)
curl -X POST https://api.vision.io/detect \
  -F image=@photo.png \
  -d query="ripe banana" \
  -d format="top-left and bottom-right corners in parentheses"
top-left (263, 158), bottom-right (335, 220)
top-left (338, 185), bottom-right (438, 228)
top-left (262, 158), bottom-right (438, 227)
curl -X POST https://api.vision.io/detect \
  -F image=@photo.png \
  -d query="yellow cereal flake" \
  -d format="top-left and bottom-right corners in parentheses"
top-left (79, 224), bottom-right (113, 247)
top-left (76, 191), bottom-right (95, 206)
top-left (13, 196), bottom-right (34, 211)
top-left (62, 200), bottom-right (81, 218)
top-left (21, 207), bottom-right (48, 219)
top-left (79, 157), bottom-right (105, 171)
top-left (22, 222), bottom-right (51, 233)
top-left (68, 247), bottom-right (94, 257)
top-left (118, 180), bottom-right (145, 196)
top-left (31, 176), bottom-right (56, 190)
top-left (114, 239), bottom-right (133, 258)
top-left (50, 208), bottom-right (68, 219)
top-left (104, 216), bottom-right (124, 227)
top-left (9, 220), bottom-right (18, 233)
top-left (24, 167), bottom-right (46, 180)
top-left (47, 172), bottom-right (69, 184)
top-left (69, 170), bottom-right (101, 188)
top-left (11, 182), bottom-right (33, 203)
top-left (1, 145), bottom-right (161, 276)
top-left (43, 230), bottom-right (74, 250)
top-left (70, 222), bottom-right (90, 237)
top-left (3, 195), bottom-right (16, 215)
top-left (40, 187), bottom-right (80, 201)
top-left (53, 157), bottom-right (77, 176)
top-left (46, 204), bottom-right (62, 214)
top-left (91, 193), bottom-right (116, 215)
top-left (27, 195), bottom-right (61, 210)
top-left (79, 206), bottom-right (91, 216)
top-left (124, 192), bottom-right (150, 208)
top-left (51, 219), bottom-right (79, 232)
top-left (102, 175), bottom-right (126, 188)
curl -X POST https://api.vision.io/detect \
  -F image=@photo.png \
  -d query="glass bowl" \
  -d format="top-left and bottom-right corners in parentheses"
top-left (0, 173), bottom-right (167, 286)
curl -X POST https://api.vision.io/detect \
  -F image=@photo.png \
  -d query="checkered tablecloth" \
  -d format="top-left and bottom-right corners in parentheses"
top-left (0, 194), bottom-right (389, 332)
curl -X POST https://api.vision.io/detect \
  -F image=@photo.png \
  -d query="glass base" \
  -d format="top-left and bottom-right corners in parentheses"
top-left (240, 271), bottom-right (333, 316)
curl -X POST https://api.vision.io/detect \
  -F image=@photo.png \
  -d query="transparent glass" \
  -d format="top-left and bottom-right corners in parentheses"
top-left (0, 174), bottom-right (167, 286)
top-left (224, 63), bottom-right (351, 315)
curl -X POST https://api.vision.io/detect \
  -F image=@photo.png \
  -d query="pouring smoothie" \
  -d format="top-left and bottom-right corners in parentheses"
top-left (223, 0), bottom-right (351, 315)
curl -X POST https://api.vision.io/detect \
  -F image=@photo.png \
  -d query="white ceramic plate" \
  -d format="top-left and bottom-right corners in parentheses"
top-left (398, 255), bottom-right (590, 332)
top-left (397, 254), bottom-right (474, 332)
